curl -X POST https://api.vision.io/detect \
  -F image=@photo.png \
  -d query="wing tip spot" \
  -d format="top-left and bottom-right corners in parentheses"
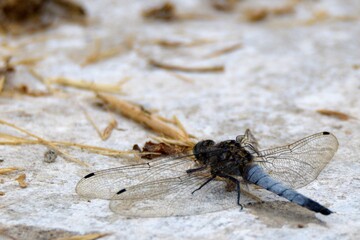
top-left (116, 188), bottom-right (126, 195)
top-left (84, 172), bottom-right (95, 179)
top-left (323, 132), bottom-right (330, 135)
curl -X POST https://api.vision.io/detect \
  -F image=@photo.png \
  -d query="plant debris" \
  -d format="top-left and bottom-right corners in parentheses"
top-left (152, 38), bottom-right (215, 48)
top-left (0, 0), bottom-right (86, 34)
top-left (0, 57), bottom-right (15, 93)
top-left (96, 93), bottom-right (195, 146)
top-left (133, 141), bottom-right (189, 159)
top-left (142, 2), bottom-right (176, 21)
top-left (243, 0), bottom-right (298, 22)
top-left (211, 0), bottom-right (238, 12)
top-left (82, 108), bottom-right (119, 141)
top-left (205, 42), bottom-right (242, 58)
top-left (0, 119), bottom-right (88, 166)
top-left (0, 167), bottom-right (20, 175)
top-left (81, 37), bottom-right (134, 66)
top-left (48, 77), bottom-right (128, 94)
top-left (244, 8), bottom-right (269, 22)
top-left (0, 191), bottom-right (5, 196)
top-left (316, 109), bottom-right (352, 121)
top-left (15, 173), bottom-right (27, 188)
top-left (149, 59), bottom-right (224, 73)
top-left (55, 232), bottom-right (110, 240)
top-left (0, 131), bottom-right (138, 158)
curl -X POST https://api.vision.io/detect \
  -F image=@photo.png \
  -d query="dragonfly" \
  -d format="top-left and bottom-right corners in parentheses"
top-left (76, 130), bottom-right (338, 217)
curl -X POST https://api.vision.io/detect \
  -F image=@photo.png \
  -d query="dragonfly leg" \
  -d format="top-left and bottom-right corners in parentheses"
top-left (186, 165), bottom-right (207, 174)
top-left (218, 174), bottom-right (243, 209)
top-left (191, 176), bottom-right (216, 195)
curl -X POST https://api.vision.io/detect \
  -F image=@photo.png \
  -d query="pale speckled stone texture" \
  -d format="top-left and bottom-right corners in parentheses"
top-left (1, 0), bottom-right (360, 239)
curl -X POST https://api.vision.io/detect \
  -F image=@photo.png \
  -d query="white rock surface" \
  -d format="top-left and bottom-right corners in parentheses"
top-left (1, 0), bottom-right (360, 239)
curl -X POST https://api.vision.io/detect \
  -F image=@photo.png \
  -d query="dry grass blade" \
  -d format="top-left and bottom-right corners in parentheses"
top-left (82, 108), bottom-right (118, 141)
top-left (166, 71), bottom-right (195, 83)
top-left (205, 42), bottom-right (242, 58)
top-left (97, 93), bottom-right (194, 143)
top-left (0, 167), bottom-right (20, 175)
top-left (0, 76), bottom-right (4, 92)
top-left (142, 2), bottom-right (176, 21)
top-left (55, 233), bottom-right (110, 240)
top-left (151, 136), bottom-right (195, 147)
top-left (149, 59), bottom-right (224, 73)
top-left (15, 173), bottom-right (27, 188)
top-left (0, 57), bottom-right (15, 93)
top-left (12, 56), bottom-right (43, 66)
top-left (48, 77), bottom-right (128, 94)
top-left (0, 119), bottom-right (88, 166)
top-left (316, 109), bottom-right (352, 121)
top-left (211, 0), bottom-right (238, 12)
top-left (0, 132), bottom-right (137, 157)
top-left (28, 67), bottom-right (54, 92)
top-left (153, 38), bottom-right (215, 48)
top-left (81, 39), bottom-right (128, 66)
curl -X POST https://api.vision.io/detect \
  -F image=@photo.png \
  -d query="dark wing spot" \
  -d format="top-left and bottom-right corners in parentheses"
top-left (84, 172), bottom-right (95, 178)
top-left (116, 188), bottom-right (127, 195)
top-left (323, 132), bottom-right (330, 135)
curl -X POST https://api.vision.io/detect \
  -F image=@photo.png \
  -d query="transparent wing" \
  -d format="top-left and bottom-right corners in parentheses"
top-left (109, 174), bottom-right (250, 217)
top-left (254, 132), bottom-right (339, 189)
top-left (76, 154), bottom-right (196, 199)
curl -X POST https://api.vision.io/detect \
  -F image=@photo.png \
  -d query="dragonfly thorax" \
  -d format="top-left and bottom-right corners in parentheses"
top-left (194, 139), bottom-right (254, 176)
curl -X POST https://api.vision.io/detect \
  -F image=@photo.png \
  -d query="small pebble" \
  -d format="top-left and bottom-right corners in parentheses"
top-left (44, 150), bottom-right (58, 163)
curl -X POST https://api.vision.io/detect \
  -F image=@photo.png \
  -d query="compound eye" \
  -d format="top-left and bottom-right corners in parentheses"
top-left (193, 140), bottom-right (215, 155)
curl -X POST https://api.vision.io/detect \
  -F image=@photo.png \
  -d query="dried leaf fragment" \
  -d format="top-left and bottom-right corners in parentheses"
top-left (142, 2), bottom-right (176, 21)
top-left (55, 233), bottom-right (110, 240)
top-left (15, 173), bottom-right (27, 188)
top-left (316, 109), bottom-right (352, 121)
top-left (134, 141), bottom-right (189, 159)
top-left (0, 192), bottom-right (5, 196)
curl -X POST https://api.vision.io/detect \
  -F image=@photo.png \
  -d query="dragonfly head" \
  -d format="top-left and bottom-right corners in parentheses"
top-left (193, 140), bottom-right (215, 164)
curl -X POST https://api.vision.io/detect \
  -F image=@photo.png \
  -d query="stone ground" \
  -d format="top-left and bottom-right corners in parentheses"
top-left (0, 0), bottom-right (360, 239)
